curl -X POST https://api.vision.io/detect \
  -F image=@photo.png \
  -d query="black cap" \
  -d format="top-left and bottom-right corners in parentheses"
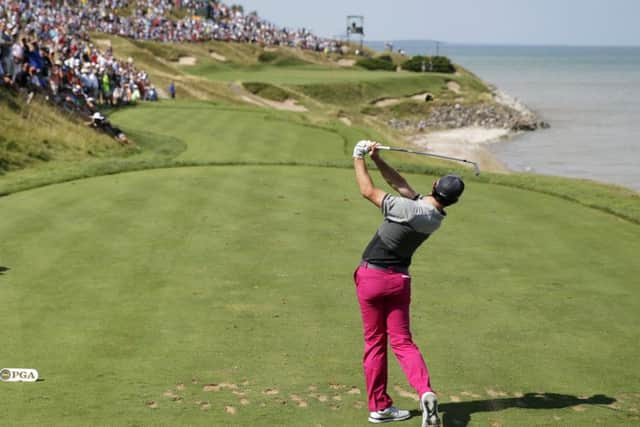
top-left (433, 175), bottom-right (465, 206)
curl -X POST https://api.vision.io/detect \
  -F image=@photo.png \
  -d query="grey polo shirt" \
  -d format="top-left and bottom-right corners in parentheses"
top-left (361, 194), bottom-right (445, 267)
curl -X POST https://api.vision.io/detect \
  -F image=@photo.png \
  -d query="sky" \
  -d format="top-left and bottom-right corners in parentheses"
top-left (236, 0), bottom-right (640, 46)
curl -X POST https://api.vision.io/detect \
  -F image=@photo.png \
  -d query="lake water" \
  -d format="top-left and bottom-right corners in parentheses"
top-left (367, 41), bottom-right (640, 191)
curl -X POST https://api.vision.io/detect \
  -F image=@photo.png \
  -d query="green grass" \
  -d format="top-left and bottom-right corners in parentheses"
top-left (109, 102), bottom-right (359, 162)
top-left (188, 64), bottom-right (399, 84)
top-left (0, 34), bottom-right (638, 426)
top-left (1, 164), bottom-right (639, 426)
top-left (88, 34), bottom-right (491, 121)
top-left (297, 72), bottom-right (486, 106)
top-left (108, 102), bottom-right (640, 224)
top-left (2, 101), bottom-right (638, 223)
top-left (129, 39), bottom-right (194, 62)
top-left (243, 82), bottom-right (291, 102)
top-left (0, 101), bottom-right (378, 197)
top-left (258, 51), bottom-right (311, 67)
top-left (0, 100), bottom-right (639, 426)
top-left (186, 60), bottom-right (489, 108)
top-left (0, 87), bottom-right (130, 172)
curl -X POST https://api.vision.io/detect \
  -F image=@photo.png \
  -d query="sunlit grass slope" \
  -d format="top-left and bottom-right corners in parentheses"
top-left (1, 163), bottom-right (639, 426)
top-left (0, 33), bottom-right (638, 427)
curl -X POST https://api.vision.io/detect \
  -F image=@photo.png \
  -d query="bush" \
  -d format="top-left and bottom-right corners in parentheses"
top-left (402, 55), bottom-right (455, 73)
top-left (355, 57), bottom-right (396, 71)
top-left (258, 52), bottom-right (278, 63)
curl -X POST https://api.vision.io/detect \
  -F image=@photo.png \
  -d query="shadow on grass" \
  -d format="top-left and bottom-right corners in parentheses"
top-left (0, 266), bottom-right (9, 275)
top-left (408, 393), bottom-right (615, 427)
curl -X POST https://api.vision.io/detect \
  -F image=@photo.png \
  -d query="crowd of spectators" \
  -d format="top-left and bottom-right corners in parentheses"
top-left (0, 1), bottom-right (164, 143)
top-left (78, 0), bottom-right (343, 51)
top-left (1, 0), bottom-right (342, 141)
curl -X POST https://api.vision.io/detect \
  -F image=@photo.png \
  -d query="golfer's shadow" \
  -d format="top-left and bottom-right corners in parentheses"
top-left (409, 393), bottom-right (615, 427)
top-left (0, 266), bottom-right (9, 275)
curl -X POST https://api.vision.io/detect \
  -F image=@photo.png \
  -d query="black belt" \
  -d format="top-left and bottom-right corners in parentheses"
top-left (359, 261), bottom-right (409, 275)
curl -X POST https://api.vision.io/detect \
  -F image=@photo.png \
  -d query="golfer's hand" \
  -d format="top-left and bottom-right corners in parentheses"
top-left (370, 143), bottom-right (382, 160)
top-left (353, 140), bottom-right (374, 159)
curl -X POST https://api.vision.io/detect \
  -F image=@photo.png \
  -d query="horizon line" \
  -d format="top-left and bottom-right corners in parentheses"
top-left (364, 39), bottom-right (640, 48)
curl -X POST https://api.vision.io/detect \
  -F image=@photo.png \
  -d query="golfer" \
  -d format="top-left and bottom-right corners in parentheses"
top-left (352, 140), bottom-right (465, 426)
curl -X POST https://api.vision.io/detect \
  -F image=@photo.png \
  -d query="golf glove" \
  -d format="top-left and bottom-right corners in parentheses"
top-left (353, 140), bottom-right (374, 159)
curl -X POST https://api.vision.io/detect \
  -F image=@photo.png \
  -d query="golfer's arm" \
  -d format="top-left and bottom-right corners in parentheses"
top-left (354, 158), bottom-right (386, 208)
top-left (371, 155), bottom-right (418, 199)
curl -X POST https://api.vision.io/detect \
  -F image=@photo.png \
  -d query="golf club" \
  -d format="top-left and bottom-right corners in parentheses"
top-left (376, 145), bottom-right (481, 176)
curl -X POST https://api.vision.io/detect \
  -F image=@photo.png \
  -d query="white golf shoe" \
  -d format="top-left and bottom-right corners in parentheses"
top-left (420, 392), bottom-right (441, 426)
top-left (368, 406), bottom-right (411, 423)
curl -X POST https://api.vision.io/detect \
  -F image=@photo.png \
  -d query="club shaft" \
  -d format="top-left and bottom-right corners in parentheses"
top-left (377, 146), bottom-right (480, 175)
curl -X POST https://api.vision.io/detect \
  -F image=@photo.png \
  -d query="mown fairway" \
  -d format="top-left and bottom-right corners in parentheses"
top-left (109, 102), bottom-right (366, 163)
top-left (182, 64), bottom-right (487, 106)
top-left (186, 64), bottom-right (451, 86)
top-left (187, 64), bottom-right (406, 84)
top-left (1, 101), bottom-right (639, 426)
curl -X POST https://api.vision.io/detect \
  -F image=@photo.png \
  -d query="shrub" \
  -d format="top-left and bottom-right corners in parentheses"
top-left (402, 55), bottom-right (455, 73)
top-left (258, 52), bottom-right (278, 63)
top-left (355, 57), bottom-right (396, 71)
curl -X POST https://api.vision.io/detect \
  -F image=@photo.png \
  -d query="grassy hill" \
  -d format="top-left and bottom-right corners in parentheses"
top-left (1, 102), bottom-right (639, 426)
top-left (0, 87), bottom-right (131, 173)
top-left (1, 36), bottom-right (639, 427)
top-left (1, 36), bottom-right (489, 173)
top-left (100, 35), bottom-right (490, 125)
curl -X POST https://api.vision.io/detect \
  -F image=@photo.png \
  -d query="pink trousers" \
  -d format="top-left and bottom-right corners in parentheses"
top-left (354, 265), bottom-right (433, 411)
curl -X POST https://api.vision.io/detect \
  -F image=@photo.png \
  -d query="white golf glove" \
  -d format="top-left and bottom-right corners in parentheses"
top-left (353, 140), bottom-right (374, 159)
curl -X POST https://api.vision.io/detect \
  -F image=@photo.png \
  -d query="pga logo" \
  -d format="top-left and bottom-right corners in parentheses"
top-left (0, 368), bottom-right (39, 382)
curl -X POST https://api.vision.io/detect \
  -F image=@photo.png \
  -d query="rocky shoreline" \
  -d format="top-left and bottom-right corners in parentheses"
top-left (390, 88), bottom-right (551, 174)
top-left (388, 88), bottom-right (549, 133)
